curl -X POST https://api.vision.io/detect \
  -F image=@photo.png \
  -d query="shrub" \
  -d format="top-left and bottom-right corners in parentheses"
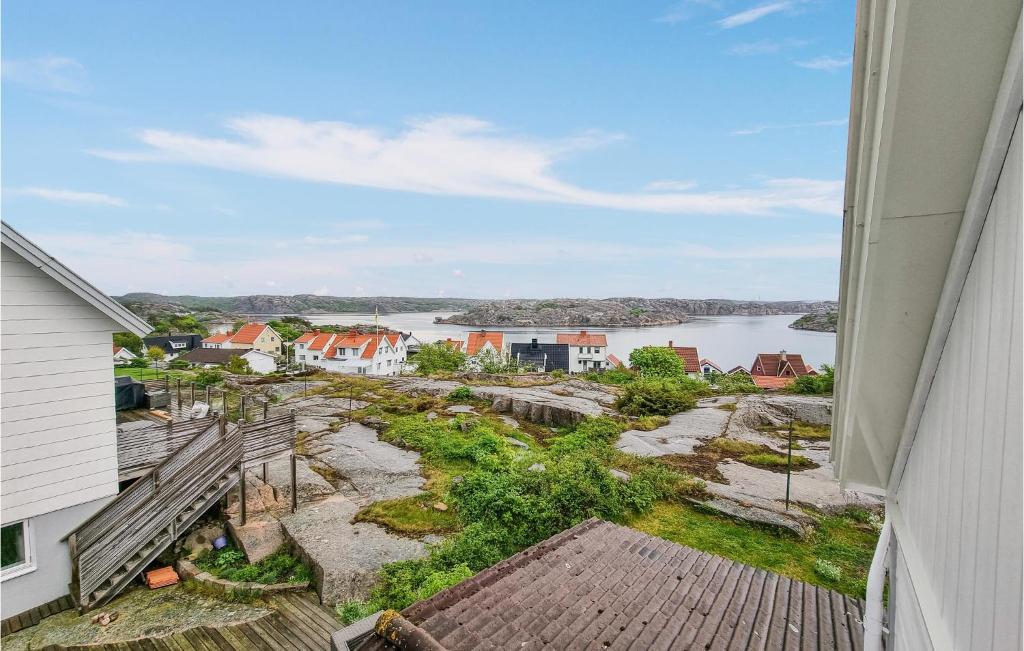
top-left (707, 372), bottom-right (760, 394)
top-left (194, 368), bottom-right (224, 387)
top-left (583, 366), bottom-right (635, 385)
top-left (628, 346), bottom-right (685, 378)
top-left (814, 558), bottom-right (843, 582)
top-left (705, 438), bottom-right (763, 456)
top-left (195, 545), bottom-right (311, 584)
top-left (447, 386), bottom-right (475, 402)
top-left (168, 358), bottom-right (190, 370)
top-left (226, 355), bottom-right (253, 375)
top-left (113, 332), bottom-right (144, 355)
top-left (793, 365), bottom-right (835, 395)
top-left (615, 378), bottom-right (697, 416)
top-left (739, 452), bottom-right (815, 469)
top-left (632, 415), bottom-right (670, 431)
top-left (415, 342), bottom-right (467, 374)
top-left (128, 357), bottom-right (149, 368)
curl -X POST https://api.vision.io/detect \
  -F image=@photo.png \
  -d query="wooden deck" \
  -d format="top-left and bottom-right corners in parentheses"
top-left (43, 593), bottom-right (340, 651)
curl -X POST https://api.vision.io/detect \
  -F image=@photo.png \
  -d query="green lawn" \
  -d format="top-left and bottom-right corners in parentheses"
top-left (628, 501), bottom-right (879, 598)
top-left (114, 367), bottom-right (196, 382)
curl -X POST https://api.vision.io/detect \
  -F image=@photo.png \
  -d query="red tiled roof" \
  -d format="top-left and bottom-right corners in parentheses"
top-left (442, 338), bottom-right (465, 351)
top-left (667, 342), bottom-right (700, 373)
top-left (113, 345), bottom-right (123, 354)
top-left (307, 332), bottom-right (336, 352)
top-left (294, 332), bottom-right (317, 344)
top-left (606, 353), bottom-right (623, 367)
top-left (728, 365), bottom-right (751, 375)
top-left (350, 518), bottom-right (866, 650)
top-left (202, 332), bottom-right (232, 344)
top-left (556, 330), bottom-right (607, 346)
top-left (229, 322), bottom-right (270, 345)
top-left (466, 331), bottom-right (504, 356)
top-left (751, 352), bottom-right (810, 377)
top-left (752, 375), bottom-right (796, 390)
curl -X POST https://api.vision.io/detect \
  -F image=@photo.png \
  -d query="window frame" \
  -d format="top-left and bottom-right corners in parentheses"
top-left (1, 519), bottom-right (36, 582)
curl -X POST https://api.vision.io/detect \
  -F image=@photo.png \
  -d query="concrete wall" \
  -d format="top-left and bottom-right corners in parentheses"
top-left (0, 497), bottom-right (111, 618)
top-left (890, 120), bottom-right (1022, 650)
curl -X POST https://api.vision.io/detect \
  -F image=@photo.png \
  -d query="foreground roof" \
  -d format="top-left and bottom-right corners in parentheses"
top-left (466, 331), bottom-right (504, 356)
top-left (346, 519), bottom-right (865, 650)
top-left (556, 330), bottom-right (607, 346)
top-left (2, 221), bottom-right (152, 336)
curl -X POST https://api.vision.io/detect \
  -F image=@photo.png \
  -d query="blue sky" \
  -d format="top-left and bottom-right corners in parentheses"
top-left (2, 1), bottom-right (854, 300)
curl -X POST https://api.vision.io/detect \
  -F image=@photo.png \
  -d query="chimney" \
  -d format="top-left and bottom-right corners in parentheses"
top-left (314, 329), bottom-right (320, 335)
top-left (580, 330), bottom-right (587, 336)
top-left (531, 338), bottom-right (539, 350)
top-left (779, 350), bottom-right (787, 361)
top-left (668, 340), bottom-right (673, 348)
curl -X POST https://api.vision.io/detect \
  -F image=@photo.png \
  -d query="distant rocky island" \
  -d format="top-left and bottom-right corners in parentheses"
top-left (437, 298), bottom-right (839, 328)
top-left (789, 310), bottom-right (839, 333)
top-left (115, 293), bottom-right (485, 317)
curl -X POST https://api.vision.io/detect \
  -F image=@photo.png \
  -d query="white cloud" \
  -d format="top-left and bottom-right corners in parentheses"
top-left (312, 286), bottom-right (330, 296)
top-left (728, 38), bottom-right (810, 56)
top-left (644, 179), bottom-right (698, 192)
top-left (731, 118), bottom-right (847, 136)
top-left (452, 269), bottom-right (465, 278)
top-left (717, 1), bottom-right (793, 28)
top-left (7, 186), bottom-right (127, 206)
top-left (796, 56), bottom-right (852, 71)
top-left (93, 113), bottom-right (840, 216)
top-left (2, 56), bottom-right (87, 93)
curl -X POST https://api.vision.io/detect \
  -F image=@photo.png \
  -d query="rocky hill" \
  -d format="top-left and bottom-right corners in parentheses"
top-left (437, 298), bottom-right (839, 327)
top-left (789, 310), bottom-right (839, 332)
top-left (115, 293), bottom-right (486, 315)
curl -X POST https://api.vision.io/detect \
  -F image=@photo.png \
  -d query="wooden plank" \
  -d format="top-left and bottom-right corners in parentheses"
top-left (269, 596), bottom-right (330, 648)
top-left (234, 622), bottom-right (281, 651)
top-left (283, 593), bottom-right (340, 632)
top-left (205, 624), bottom-right (246, 650)
top-left (250, 616), bottom-right (303, 651)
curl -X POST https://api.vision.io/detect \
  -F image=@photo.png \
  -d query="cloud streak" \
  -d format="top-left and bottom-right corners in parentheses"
top-left (93, 114), bottom-right (841, 216)
top-left (796, 55), bottom-right (852, 71)
top-left (2, 56), bottom-right (88, 93)
top-left (717, 2), bottom-right (793, 28)
top-left (7, 186), bottom-right (127, 206)
top-left (731, 118), bottom-right (847, 136)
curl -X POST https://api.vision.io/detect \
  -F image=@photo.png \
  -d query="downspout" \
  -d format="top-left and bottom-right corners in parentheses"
top-left (863, 513), bottom-right (892, 651)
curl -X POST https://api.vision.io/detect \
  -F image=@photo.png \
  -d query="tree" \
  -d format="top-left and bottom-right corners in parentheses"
top-left (232, 319), bottom-right (247, 332)
top-left (146, 345), bottom-right (166, 365)
top-left (195, 368), bottom-right (224, 387)
top-left (414, 342), bottom-right (466, 374)
top-left (113, 332), bottom-right (144, 355)
top-left (628, 346), bottom-right (685, 378)
top-left (226, 355), bottom-right (253, 375)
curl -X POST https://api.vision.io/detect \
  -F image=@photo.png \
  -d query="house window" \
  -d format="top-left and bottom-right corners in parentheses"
top-left (387, 360), bottom-right (392, 367)
top-left (313, 355), bottom-right (319, 361)
top-left (1, 520), bottom-right (34, 580)
top-left (579, 347), bottom-right (584, 354)
top-left (170, 341), bottom-right (186, 349)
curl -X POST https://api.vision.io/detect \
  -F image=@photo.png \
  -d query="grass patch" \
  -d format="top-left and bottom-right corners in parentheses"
top-left (194, 545), bottom-right (312, 585)
top-left (631, 415), bottom-right (670, 431)
top-left (628, 502), bottom-right (878, 597)
top-left (739, 452), bottom-right (817, 471)
top-left (716, 402), bottom-right (738, 411)
top-left (656, 453), bottom-right (725, 483)
top-left (792, 421), bottom-right (831, 440)
top-left (355, 494), bottom-right (462, 537)
top-left (705, 438), bottom-right (763, 456)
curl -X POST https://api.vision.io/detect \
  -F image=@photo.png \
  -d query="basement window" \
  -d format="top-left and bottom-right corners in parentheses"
top-left (1, 520), bottom-right (34, 581)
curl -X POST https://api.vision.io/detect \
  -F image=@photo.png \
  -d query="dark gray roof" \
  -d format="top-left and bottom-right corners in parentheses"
top-left (144, 334), bottom-right (203, 354)
top-left (348, 518), bottom-right (866, 650)
top-left (509, 342), bottom-right (569, 372)
top-left (179, 347), bottom-right (241, 365)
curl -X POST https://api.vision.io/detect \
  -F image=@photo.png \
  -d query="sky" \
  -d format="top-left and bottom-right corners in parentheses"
top-left (1, 1), bottom-right (855, 300)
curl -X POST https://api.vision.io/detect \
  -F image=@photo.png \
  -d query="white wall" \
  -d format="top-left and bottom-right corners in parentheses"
top-left (890, 120), bottom-right (1022, 650)
top-left (243, 351), bottom-right (277, 374)
top-left (1, 244), bottom-right (122, 524)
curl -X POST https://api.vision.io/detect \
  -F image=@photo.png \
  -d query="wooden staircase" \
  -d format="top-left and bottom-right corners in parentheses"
top-left (66, 412), bottom-right (297, 612)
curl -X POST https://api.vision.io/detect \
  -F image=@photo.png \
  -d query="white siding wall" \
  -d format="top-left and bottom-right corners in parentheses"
top-left (1, 244), bottom-right (122, 524)
top-left (891, 120), bottom-right (1022, 650)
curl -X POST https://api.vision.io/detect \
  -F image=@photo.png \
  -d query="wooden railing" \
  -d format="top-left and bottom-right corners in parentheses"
top-left (117, 417), bottom-right (217, 480)
top-left (68, 410), bottom-right (297, 610)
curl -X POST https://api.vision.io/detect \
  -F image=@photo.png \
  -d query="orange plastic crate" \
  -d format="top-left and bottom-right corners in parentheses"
top-left (145, 566), bottom-right (179, 589)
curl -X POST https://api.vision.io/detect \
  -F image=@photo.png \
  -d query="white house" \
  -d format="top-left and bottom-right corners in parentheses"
top-left (112, 345), bottom-right (136, 365)
top-left (556, 330), bottom-right (608, 372)
top-left (699, 358), bottom-right (722, 376)
top-left (832, 3), bottom-right (1020, 649)
top-left (1, 222), bottom-right (152, 620)
top-left (241, 349), bottom-right (277, 374)
top-left (295, 330), bottom-right (408, 376)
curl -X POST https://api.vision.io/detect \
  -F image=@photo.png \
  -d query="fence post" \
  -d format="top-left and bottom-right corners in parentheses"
top-left (290, 454), bottom-right (298, 513)
top-left (222, 390), bottom-right (228, 417)
top-left (190, 382), bottom-right (195, 405)
top-left (785, 420), bottom-right (794, 511)
top-left (219, 412), bottom-right (226, 437)
top-left (165, 373), bottom-right (170, 392)
top-left (238, 462), bottom-right (247, 526)
top-left (263, 400), bottom-right (269, 420)
top-left (176, 378), bottom-right (182, 405)
top-left (206, 385), bottom-right (211, 405)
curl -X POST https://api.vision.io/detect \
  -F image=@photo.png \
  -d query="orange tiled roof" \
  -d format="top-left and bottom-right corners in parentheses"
top-left (752, 375), bottom-right (796, 390)
top-left (606, 354), bottom-right (624, 367)
top-left (295, 332), bottom-right (317, 344)
top-left (229, 323), bottom-right (270, 344)
top-left (307, 332), bottom-right (336, 352)
top-left (467, 331), bottom-right (504, 356)
top-left (666, 342), bottom-right (700, 374)
top-left (202, 332), bottom-right (232, 344)
top-left (556, 330), bottom-right (607, 347)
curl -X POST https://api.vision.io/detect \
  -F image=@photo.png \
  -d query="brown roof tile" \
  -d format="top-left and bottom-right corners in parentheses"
top-left (349, 519), bottom-right (865, 650)
top-left (556, 330), bottom-right (607, 346)
top-left (666, 342), bottom-right (701, 373)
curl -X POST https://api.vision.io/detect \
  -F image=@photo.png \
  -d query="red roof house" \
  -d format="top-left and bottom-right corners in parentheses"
top-left (466, 331), bottom-right (505, 356)
top-left (667, 341), bottom-right (701, 375)
top-left (750, 350), bottom-right (813, 389)
top-left (556, 330), bottom-right (608, 347)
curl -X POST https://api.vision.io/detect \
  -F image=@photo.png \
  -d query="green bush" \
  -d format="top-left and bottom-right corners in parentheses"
top-left (814, 558), bottom-right (843, 582)
top-left (194, 545), bottom-right (311, 584)
top-left (128, 357), bottom-right (149, 368)
top-left (168, 358), bottom-right (190, 370)
top-left (583, 366), bottom-right (635, 385)
top-left (792, 365), bottom-right (835, 395)
top-left (447, 386), bottom-right (475, 402)
top-left (628, 346), bottom-right (685, 378)
top-left (707, 371), bottom-right (760, 394)
top-left (415, 342), bottom-right (467, 374)
top-left (615, 378), bottom-right (697, 416)
top-left (194, 368), bottom-right (224, 387)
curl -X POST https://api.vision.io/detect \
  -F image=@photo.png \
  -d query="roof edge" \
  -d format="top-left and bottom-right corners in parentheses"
top-left (2, 221), bottom-right (152, 337)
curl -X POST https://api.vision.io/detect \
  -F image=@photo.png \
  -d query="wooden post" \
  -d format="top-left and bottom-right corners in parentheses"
top-left (263, 400), bottom-right (269, 420)
top-left (205, 385), bottom-right (211, 405)
top-left (238, 462), bottom-right (247, 526)
top-left (262, 462), bottom-right (268, 483)
top-left (240, 395), bottom-right (246, 420)
top-left (176, 378), bottom-right (182, 404)
top-left (68, 533), bottom-right (81, 610)
top-left (165, 373), bottom-right (170, 392)
top-left (190, 382), bottom-right (195, 405)
top-left (222, 390), bottom-right (228, 417)
top-left (290, 454), bottom-right (298, 513)
top-left (785, 420), bottom-right (794, 511)
top-left (219, 412), bottom-right (226, 437)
